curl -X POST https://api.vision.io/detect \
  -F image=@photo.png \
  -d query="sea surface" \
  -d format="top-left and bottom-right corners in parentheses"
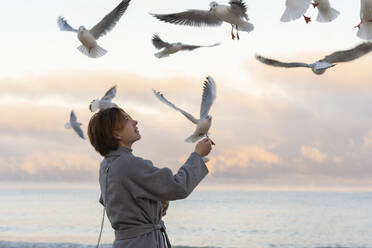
top-left (0, 183), bottom-right (371, 248)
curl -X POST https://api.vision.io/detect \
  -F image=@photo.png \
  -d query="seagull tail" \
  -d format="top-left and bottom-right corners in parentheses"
top-left (185, 134), bottom-right (200, 143)
top-left (77, 45), bottom-right (107, 58)
top-left (89, 99), bottom-right (100, 112)
top-left (238, 21), bottom-right (254, 32)
top-left (154, 51), bottom-right (169, 58)
top-left (357, 22), bottom-right (372, 41)
top-left (64, 122), bottom-right (71, 129)
top-left (316, 8), bottom-right (340, 23)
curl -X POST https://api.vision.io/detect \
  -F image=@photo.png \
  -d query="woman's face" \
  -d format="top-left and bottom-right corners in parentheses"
top-left (114, 112), bottom-right (141, 148)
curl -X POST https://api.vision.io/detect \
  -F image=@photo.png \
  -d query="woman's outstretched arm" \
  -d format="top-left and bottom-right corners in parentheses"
top-left (126, 151), bottom-right (208, 201)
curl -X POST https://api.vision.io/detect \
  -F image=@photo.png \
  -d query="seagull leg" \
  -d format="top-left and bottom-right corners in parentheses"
top-left (235, 25), bottom-right (240, 40)
top-left (231, 24), bottom-right (235, 40)
top-left (304, 15), bottom-right (311, 24)
top-left (355, 19), bottom-right (362, 29)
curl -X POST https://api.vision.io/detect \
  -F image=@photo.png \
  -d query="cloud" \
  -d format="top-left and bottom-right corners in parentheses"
top-left (301, 146), bottom-right (328, 164)
top-left (332, 156), bottom-right (343, 164)
top-left (208, 146), bottom-right (281, 173)
top-left (0, 71), bottom-right (201, 107)
top-left (1, 69), bottom-right (372, 189)
top-left (363, 130), bottom-right (372, 146)
top-left (0, 151), bottom-right (99, 181)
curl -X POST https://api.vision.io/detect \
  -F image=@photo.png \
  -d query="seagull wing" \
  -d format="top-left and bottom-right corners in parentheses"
top-left (152, 89), bottom-right (198, 124)
top-left (152, 34), bottom-right (171, 49)
top-left (72, 124), bottom-right (85, 139)
top-left (70, 110), bottom-right (85, 139)
top-left (151, 10), bottom-right (223, 27)
top-left (181, 42), bottom-right (220, 51)
top-left (70, 110), bottom-right (77, 123)
top-left (360, 0), bottom-right (372, 18)
top-left (101, 85), bottom-right (117, 101)
top-left (256, 55), bottom-right (310, 68)
top-left (89, 0), bottom-right (131, 40)
top-left (229, 0), bottom-right (248, 20)
top-left (200, 76), bottom-right (217, 118)
top-left (322, 42), bottom-right (372, 63)
top-left (57, 17), bottom-right (78, 32)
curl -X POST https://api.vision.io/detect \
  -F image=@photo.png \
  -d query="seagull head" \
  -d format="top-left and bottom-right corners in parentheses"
top-left (312, 60), bottom-right (335, 75)
top-left (78, 26), bottom-right (87, 32)
top-left (209, 1), bottom-right (218, 11)
top-left (206, 115), bottom-right (212, 121)
top-left (312, 68), bottom-right (327, 75)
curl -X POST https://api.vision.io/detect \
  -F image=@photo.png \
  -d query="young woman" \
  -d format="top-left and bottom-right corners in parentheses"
top-left (88, 107), bottom-right (212, 248)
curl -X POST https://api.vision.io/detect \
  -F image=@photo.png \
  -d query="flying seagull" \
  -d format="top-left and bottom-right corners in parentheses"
top-left (57, 0), bottom-right (131, 58)
top-left (89, 85), bottom-right (118, 112)
top-left (151, 0), bottom-right (253, 40)
top-left (153, 76), bottom-right (217, 144)
top-left (65, 110), bottom-right (85, 139)
top-left (255, 55), bottom-right (334, 75)
top-left (152, 34), bottom-right (220, 58)
top-left (356, 0), bottom-right (372, 40)
top-left (255, 42), bottom-right (372, 75)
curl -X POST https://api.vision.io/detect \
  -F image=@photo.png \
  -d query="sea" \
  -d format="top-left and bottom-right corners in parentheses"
top-left (0, 183), bottom-right (371, 248)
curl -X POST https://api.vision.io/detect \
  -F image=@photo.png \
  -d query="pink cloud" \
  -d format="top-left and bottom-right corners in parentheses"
top-left (1, 70), bottom-right (372, 189)
top-left (301, 146), bottom-right (328, 164)
top-left (208, 145), bottom-right (282, 173)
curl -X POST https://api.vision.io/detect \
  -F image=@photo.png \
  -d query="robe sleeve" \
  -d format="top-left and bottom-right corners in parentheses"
top-left (125, 152), bottom-right (208, 201)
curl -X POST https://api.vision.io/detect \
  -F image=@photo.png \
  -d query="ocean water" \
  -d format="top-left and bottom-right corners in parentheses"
top-left (0, 183), bottom-right (371, 248)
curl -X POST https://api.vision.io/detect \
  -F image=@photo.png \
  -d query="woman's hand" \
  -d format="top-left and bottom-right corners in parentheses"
top-left (161, 200), bottom-right (169, 216)
top-left (194, 138), bottom-right (213, 157)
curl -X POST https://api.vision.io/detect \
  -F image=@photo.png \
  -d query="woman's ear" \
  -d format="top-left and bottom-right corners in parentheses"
top-left (112, 130), bottom-right (121, 140)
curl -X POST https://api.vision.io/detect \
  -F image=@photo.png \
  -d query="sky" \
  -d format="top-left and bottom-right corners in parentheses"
top-left (1, 0), bottom-right (372, 190)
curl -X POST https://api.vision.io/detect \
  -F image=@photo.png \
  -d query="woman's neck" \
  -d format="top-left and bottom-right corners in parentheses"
top-left (118, 142), bottom-right (133, 152)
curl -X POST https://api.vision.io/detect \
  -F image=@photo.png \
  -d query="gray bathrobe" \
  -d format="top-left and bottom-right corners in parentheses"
top-left (98, 146), bottom-right (209, 248)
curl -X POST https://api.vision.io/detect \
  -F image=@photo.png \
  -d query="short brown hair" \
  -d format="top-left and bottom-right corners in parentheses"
top-left (88, 107), bottom-right (127, 156)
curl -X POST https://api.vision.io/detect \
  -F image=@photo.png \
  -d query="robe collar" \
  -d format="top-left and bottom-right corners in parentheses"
top-left (105, 146), bottom-right (132, 158)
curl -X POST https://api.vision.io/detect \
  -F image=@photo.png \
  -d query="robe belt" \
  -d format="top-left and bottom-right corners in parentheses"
top-left (115, 220), bottom-right (171, 248)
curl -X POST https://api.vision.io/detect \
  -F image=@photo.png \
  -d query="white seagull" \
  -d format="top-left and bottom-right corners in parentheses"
top-left (256, 42), bottom-right (372, 75)
top-left (281, 0), bottom-right (312, 23)
top-left (89, 85), bottom-right (118, 112)
top-left (57, 0), bottom-right (131, 58)
top-left (256, 55), bottom-right (334, 75)
top-left (152, 34), bottom-right (220, 58)
top-left (312, 0), bottom-right (340, 23)
top-left (153, 76), bottom-right (217, 144)
top-left (65, 110), bottom-right (85, 139)
top-left (356, 0), bottom-right (372, 40)
top-left (151, 0), bottom-right (254, 40)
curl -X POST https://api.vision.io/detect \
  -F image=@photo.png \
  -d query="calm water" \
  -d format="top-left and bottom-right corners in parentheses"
top-left (0, 183), bottom-right (371, 248)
